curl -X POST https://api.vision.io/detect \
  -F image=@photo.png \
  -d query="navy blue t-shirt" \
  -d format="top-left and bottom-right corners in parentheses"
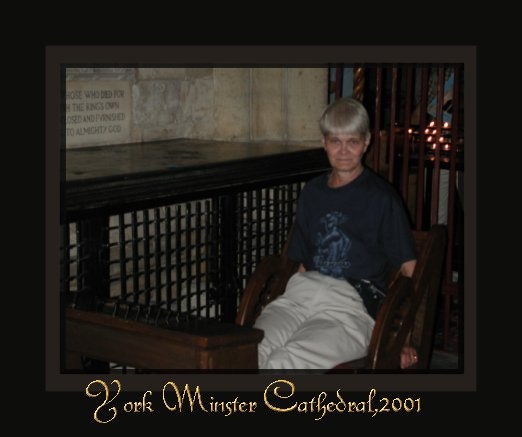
top-left (287, 168), bottom-right (417, 289)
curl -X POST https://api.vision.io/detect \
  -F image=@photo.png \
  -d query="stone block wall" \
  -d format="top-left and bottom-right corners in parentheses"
top-left (65, 67), bottom-right (328, 148)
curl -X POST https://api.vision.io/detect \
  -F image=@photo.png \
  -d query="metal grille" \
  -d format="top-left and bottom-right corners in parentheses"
top-left (61, 180), bottom-right (307, 323)
top-left (60, 221), bottom-right (82, 295)
top-left (236, 183), bottom-right (303, 293)
top-left (107, 200), bottom-right (219, 316)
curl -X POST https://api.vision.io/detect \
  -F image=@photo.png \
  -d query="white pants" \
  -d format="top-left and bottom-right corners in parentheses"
top-left (253, 271), bottom-right (375, 370)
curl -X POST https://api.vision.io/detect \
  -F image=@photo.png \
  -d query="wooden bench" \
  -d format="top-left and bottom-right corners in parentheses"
top-left (65, 307), bottom-right (264, 371)
top-left (236, 225), bottom-right (447, 370)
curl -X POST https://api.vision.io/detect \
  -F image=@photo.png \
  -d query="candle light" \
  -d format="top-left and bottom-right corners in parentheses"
top-left (427, 135), bottom-right (433, 142)
top-left (429, 121), bottom-right (435, 127)
top-left (443, 143), bottom-right (450, 151)
top-left (443, 121), bottom-right (449, 128)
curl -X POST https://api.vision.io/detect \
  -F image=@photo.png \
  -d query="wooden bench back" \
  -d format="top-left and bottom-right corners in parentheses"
top-left (236, 225), bottom-right (447, 370)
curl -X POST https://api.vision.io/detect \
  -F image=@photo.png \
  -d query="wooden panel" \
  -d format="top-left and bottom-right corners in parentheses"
top-left (65, 308), bottom-right (264, 370)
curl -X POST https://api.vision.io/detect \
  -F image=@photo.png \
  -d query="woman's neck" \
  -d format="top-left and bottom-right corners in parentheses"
top-left (328, 165), bottom-right (364, 188)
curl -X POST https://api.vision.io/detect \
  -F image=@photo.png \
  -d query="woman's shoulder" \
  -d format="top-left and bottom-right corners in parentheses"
top-left (362, 168), bottom-right (409, 214)
top-left (302, 172), bottom-right (329, 191)
top-left (363, 167), bottom-right (400, 195)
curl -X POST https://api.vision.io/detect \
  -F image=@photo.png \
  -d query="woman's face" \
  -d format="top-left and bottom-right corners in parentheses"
top-left (323, 132), bottom-right (370, 174)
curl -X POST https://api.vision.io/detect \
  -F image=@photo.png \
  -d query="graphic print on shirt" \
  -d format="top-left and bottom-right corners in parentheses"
top-left (313, 211), bottom-right (351, 278)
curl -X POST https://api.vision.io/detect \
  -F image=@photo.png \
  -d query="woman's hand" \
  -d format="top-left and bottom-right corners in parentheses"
top-left (400, 346), bottom-right (418, 369)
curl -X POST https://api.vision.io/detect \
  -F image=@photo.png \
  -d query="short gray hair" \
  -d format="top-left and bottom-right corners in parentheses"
top-left (319, 97), bottom-right (370, 137)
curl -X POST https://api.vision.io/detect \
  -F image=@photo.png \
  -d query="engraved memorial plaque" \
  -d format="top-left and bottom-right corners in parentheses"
top-left (66, 81), bottom-right (131, 147)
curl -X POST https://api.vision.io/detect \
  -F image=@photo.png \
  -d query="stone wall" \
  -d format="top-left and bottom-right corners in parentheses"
top-left (65, 67), bottom-right (328, 148)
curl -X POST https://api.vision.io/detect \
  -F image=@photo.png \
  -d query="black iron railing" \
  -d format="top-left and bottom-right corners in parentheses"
top-left (62, 139), bottom-right (328, 326)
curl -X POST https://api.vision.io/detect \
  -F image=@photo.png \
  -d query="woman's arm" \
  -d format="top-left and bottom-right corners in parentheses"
top-left (400, 346), bottom-right (418, 369)
top-left (400, 259), bottom-right (417, 277)
top-left (399, 263), bottom-right (418, 368)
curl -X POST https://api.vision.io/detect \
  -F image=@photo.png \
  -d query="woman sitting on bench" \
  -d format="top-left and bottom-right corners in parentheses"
top-left (253, 97), bottom-right (418, 370)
